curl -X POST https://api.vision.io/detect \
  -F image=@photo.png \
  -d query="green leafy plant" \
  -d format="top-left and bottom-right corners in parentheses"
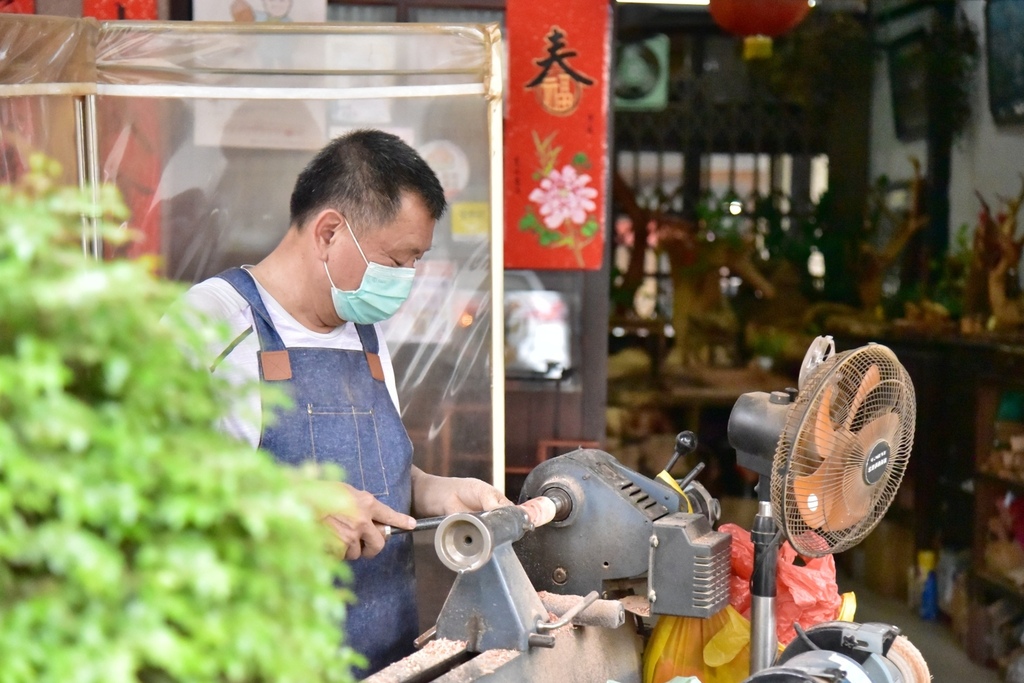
top-left (695, 190), bottom-right (745, 245)
top-left (930, 222), bottom-right (973, 320)
top-left (0, 155), bottom-right (359, 682)
top-left (748, 326), bottom-right (789, 361)
top-left (757, 13), bottom-right (874, 128)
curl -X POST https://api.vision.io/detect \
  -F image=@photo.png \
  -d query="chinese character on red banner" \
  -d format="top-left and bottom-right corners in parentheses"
top-left (0, 1), bottom-right (35, 13)
top-left (505, 3), bottom-right (610, 271)
top-left (83, 0), bottom-right (158, 19)
top-left (526, 27), bottom-right (594, 116)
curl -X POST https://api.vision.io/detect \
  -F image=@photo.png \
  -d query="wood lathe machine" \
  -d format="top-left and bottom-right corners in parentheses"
top-left (366, 438), bottom-right (732, 683)
top-left (366, 447), bottom-right (931, 683)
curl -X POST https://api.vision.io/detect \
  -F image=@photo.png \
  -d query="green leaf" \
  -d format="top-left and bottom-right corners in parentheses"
top-left (519, 211), bottom-right (569, 247)
top-left (538, 229), bottom-right (564, 246)
top-left (519, 211), bottom-right (541, 232)
top-left (0, 158), bottom-right (357, 683)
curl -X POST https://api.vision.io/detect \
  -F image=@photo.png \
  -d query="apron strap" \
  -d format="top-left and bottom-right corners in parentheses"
top-left (215, 267), bottom-right (286, 352)
top-left (216, 268), bottom-right (293, 381)
top-left (355, 323), bottom-right (386, 382)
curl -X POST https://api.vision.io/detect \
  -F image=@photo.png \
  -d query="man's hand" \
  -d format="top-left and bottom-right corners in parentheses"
top-left (411, 466), bottom-right (514, 517)
top-left (301, 480), bottom-right (415, 560)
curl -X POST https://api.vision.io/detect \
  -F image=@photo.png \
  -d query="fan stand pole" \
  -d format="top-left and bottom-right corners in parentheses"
top-left (749, 476), bottom-right (779, 674)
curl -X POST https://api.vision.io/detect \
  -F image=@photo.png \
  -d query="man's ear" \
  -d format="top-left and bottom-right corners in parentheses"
top-left (309, 209), bottom-right (346, 258)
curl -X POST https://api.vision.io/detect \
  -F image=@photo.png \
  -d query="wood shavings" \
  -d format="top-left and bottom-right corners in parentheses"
top-left (362, 639), bottom-right (467, 683)
top-left (619, 594), bottom-right (651, 617)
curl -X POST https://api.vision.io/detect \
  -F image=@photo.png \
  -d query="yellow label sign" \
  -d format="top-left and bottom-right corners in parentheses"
top-left (451, 201), bottom-right (490, 239)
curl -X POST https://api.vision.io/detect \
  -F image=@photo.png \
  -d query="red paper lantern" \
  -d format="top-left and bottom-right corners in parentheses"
top-left (709, 0), bottom-right (812, 59)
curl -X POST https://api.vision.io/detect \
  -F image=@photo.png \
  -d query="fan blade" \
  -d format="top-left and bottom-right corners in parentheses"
top-left (794, 427), bottom-right (857, 530)
top-left (809, 384), bottom-right (836, 461)
top-left (794, 466), bottom-right (829, 529)
top-left (857, 410), bottom-right (902, 448)
top-left (843, 363), bottom-right (881, 430)
top-left (822, 412), bottom-right (901, 531)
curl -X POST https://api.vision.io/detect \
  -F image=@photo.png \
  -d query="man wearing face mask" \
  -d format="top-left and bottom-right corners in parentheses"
top-left (180, 129), bottom-right (512, 676)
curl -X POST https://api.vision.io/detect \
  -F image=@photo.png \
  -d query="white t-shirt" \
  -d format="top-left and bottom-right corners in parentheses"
top-left (181, 269), bottom-right (401, 449)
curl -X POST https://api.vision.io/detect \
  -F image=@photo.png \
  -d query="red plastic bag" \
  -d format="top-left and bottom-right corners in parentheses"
top-left (720, 523), bottom-right (842, 645)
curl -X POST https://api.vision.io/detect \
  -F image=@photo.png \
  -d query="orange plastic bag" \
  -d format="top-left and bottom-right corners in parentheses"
top-left (720, 522), bottom-right (842, 645)
top-left (643, 605), bottom-right (751, 683)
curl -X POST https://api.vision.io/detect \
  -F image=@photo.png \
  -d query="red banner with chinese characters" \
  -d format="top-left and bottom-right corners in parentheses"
top-left (504, 1), bottom-right (610, 270)
top-left (82, 0), bottom-right (157, 19)
top-left (0, 1), bottom-right (35, 13)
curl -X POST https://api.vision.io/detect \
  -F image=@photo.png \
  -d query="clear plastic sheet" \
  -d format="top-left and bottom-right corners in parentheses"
top-left (0, 95), bottom-right (79, 186)
top-left (0, 14), bottom-right (96, 89)
top-left (0, 16), bottom-right (504, 485)
top-left (94, 23), bottom-right (490, 89)
top-left (0, 15), bottom-right (96, 185)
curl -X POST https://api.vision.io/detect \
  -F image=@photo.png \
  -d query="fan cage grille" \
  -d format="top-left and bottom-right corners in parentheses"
top-left (771, 343), bottom-right (916, 557)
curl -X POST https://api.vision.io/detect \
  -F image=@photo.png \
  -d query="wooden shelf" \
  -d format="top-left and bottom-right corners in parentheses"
top-left (976, 470), bottom-right (1024, 495)
top-left (973, 567), bottom-right (1024, 603)
top-left (972, 375), bottom-right (1024, 623)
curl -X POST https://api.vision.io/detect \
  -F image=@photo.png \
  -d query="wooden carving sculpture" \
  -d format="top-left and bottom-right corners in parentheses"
top-left (969, 176), bottom-right (1024, 331)
top-left (612, 173), bottom-right (775, 368)
top-left (858, 157), bottom-right (929, 311)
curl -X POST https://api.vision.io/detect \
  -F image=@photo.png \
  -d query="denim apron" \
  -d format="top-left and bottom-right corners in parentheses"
top-left (217, 268), bottom-right (417, 677)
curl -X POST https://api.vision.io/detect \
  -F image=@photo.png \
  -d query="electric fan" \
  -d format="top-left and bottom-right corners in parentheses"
top-left (728, 336), bottom-right (921, 680)
top-left (777, 339), bottom-right (916, 556)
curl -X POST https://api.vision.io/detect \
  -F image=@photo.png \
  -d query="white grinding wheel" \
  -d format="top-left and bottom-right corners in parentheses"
top-left (887, 635), bottom-right (932, 683)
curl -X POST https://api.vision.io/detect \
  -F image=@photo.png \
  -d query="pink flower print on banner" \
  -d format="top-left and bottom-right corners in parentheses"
top-left (518, 132), bottom-right (600, 267)
top-left (529, 165), bottom-right (598, 229)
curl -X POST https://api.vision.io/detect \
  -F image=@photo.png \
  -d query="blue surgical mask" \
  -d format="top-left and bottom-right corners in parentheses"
top-left (324, 221), bottom-right (416, 324)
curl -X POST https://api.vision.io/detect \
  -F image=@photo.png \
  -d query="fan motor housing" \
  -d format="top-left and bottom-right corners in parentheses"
top-left (728, 390), bottom-right (793, 479)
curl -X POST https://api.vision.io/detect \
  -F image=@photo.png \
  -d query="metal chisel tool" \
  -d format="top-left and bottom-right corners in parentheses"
top-left (381, 514), bottom-right (449, 539)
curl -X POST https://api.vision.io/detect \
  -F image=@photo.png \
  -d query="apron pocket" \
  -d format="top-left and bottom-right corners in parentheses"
top-left (308, 405), bottom-right (389, 496)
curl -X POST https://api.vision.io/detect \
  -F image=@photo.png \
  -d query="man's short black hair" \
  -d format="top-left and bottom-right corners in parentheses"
top-left (290, 129), bottom-right (447, 232)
